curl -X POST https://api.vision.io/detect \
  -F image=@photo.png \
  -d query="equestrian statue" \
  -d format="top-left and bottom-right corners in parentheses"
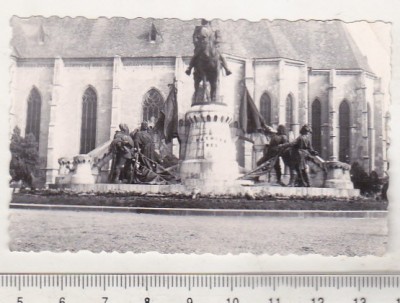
top-left (186, 19), bottom-right (232, 103)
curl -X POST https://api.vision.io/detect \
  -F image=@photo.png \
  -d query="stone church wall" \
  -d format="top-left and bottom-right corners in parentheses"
top-left (119, 58), bottom-right (176, 131)
top-left (59, 61), bottom-right (113, 158)
top-left (334, 73), bottom-right (359, 163)
top-left (372, 77), bottom-right (386, 175)
top-left (280, 62), bottom-right (302, 136)
top-left (308, 72), bottom-right (330, 160)
top-left (220, 58), bottom-right (245, 122)
top-left (253, 60), bottom-right (303, 135)
top-left (226, 59), bottom-right (246, 166)
top-left (254, 61), bottom-right (280, 126)
top-left (11, 61), bottom-right (53, 167)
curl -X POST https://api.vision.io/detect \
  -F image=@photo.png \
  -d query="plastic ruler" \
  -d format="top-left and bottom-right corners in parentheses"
top-left (0, 273), bottom-right (399, 303)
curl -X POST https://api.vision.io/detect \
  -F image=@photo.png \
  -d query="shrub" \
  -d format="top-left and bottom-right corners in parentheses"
top-left (350, 162), bottom-right (384, 196)
top-left (9, 126), bottom-right (40, 189)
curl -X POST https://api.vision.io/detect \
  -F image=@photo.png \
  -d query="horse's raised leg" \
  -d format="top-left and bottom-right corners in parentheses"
top-left (194, 74), bottom-right (200, 92)
top-left (209, 72), bottom-right (219, 102)
top-left (202, 76), bottom-right (210, 102)
top-left (288, 168), bottom-right (296, 187)
top-left (274, 158), bottom-right (286, 186)
top-left (193, 75), bottom-right (201, 102)
top-left (282, 150), bottom-right (295, 186)
top-left (210, 81), bottom-right (216, 102)
top-left (294, 166), bottom-right (306, 187)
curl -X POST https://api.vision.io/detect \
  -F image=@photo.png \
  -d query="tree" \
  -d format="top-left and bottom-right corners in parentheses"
top-left (350, 162), bottom-right (383, 196)
top-left (9, 126), bottom-right (39, 188)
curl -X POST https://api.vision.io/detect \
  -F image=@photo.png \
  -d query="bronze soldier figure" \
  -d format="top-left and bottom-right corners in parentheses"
top-left (113, 123), bottom-right (129, 138)
top-left (257, 125), bottom-right (288, 186)
top-left (108, 123), bottom-right (134, 183)
top-left (131, 122), bottom-right (159, 163)
top-left (280, 124), bottom-right (318, 187)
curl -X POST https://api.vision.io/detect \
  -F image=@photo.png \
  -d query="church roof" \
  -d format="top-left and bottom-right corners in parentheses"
top-left (10, 17), bottom-right (372, 72)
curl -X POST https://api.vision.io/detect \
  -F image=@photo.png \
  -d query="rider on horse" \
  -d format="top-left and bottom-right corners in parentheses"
top-left (185, 19), bottom-right (232, 76)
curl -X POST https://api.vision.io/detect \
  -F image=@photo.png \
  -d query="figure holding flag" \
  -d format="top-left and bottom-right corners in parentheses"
top-left (154, 82), bottom-right (178, 144)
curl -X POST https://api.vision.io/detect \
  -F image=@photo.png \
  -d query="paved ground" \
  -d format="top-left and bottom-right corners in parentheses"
top-left (8, 209), bottom-right (388, 256)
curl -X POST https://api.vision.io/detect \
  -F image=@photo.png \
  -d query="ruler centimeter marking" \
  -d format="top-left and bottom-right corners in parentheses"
top-left (0, 274), bottom-right (399, 291)
top-left (1, 274), bottom-right (399, 303)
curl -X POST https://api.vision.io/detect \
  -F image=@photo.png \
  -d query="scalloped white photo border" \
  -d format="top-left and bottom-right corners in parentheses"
top-left (0, 0), bottom-right (399, 273)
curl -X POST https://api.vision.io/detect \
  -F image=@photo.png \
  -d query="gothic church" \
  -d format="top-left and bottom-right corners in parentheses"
top-left (9, 17), bottom-right (390, 184)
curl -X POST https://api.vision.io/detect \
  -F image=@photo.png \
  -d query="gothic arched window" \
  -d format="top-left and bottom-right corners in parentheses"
top-left (260, 92), bottom-right (272, 125)
top-left (80, 87), bottom-right (97, 154)
top-left (311, 99), bottom-right (322, 154)
top-left (339, 100), bottom-right (351, 163)
top-left (143, 88), bottom-right (164, 124)
top-left (285, 94), bottom-right (293, 131)
top-left (25, 87), bottom-right (41, 143)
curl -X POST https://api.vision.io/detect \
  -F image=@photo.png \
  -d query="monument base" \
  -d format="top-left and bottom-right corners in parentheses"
top-left (179, 103), bottom-right (239, 189)
top-left (70, 155), bottom-right (95, 185)
top-left (180, 159), bottom-right (239, 187)
top-left (324, 161), bottom-right (354, 189)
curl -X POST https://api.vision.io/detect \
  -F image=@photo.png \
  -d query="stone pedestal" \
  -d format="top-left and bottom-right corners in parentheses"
top-left (58, 157), bottom-right (74, 176)
top-left (55, 157), bottom-right (74, 184)
top-left (70, 155), bottom-right (95, 185)
top-left (308, 160), bottom-right (326, 188)
top-left (179, 103), bottom-right (239, 188)
top-left (324, 161), bottom-right (354, 189)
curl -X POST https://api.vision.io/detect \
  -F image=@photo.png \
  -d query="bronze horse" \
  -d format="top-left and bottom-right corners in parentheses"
top-left (275, 146), bottom-right (298, 186)
top-left (256, 146), bottom-right (296, 186)
top-left (271, 146), bottom-right (325, 186)
top-left (192, 33), bottom-right (221, 102)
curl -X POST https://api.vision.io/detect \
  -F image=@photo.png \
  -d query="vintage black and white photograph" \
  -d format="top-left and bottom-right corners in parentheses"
top-left (6, 15), bottom-right (391, 256)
